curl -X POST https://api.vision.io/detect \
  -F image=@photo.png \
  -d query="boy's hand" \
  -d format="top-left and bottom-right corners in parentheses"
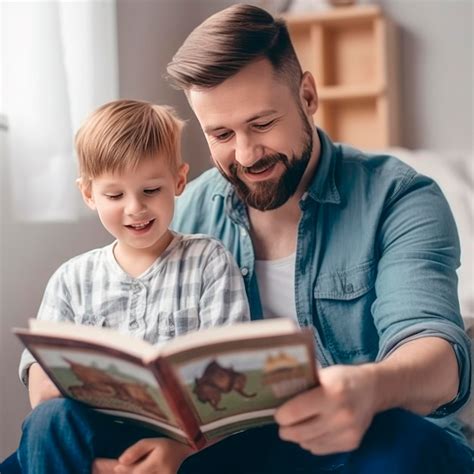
top-left (28, 363), bottom-right (62, 408)
top-left (114, 438), bottom-right (194, 474)
top-left (92, 459), bottom-right (120, 473)
top-left (275, 364), bottom-right (377, 455)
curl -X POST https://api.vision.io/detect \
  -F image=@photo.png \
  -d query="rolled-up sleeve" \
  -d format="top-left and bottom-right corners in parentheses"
top-left (373, 171), bottom-right (471, 415)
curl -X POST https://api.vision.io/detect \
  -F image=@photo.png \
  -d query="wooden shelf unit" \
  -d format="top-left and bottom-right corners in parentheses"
top-left (285, 5), bottom-right (399, 149)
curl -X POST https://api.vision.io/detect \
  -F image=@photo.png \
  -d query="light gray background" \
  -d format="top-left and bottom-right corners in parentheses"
top-left (1, 0), bottom-right (472, 458)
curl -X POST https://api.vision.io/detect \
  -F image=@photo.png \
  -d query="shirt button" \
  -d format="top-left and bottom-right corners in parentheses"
top-left (240, 229), bottom-right (247, 237)
top-left (345, 283), bottom-right (354, 293)
top-left (241, 267), bottom-right (249, 277)
top-left (129, 320), bottom-right (139, 329)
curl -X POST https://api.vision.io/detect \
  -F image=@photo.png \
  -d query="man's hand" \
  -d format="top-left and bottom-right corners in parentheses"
top-left (275, 364), bottom-right (377, 455)
top-left (275, 337), bottom-right (459, 456)
top-left (112, 438), bottom-right (194, 474)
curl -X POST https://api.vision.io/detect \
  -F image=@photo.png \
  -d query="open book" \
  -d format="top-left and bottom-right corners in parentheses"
top-left (14, 319), bottom-right (318, 450)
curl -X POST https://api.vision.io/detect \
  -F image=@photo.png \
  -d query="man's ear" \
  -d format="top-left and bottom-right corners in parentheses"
top-left (299, 71), bottom-right (318, 116)
top-left (76, 177), bottom-right (96, 211)
top-left (175, 163), bottom-right (189, 196)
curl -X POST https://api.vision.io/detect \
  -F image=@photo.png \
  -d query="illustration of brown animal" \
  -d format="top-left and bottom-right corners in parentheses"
top-left (64, 358), bottom-right (164, 419)
top-left (193, 360), bottom-right (256, 411)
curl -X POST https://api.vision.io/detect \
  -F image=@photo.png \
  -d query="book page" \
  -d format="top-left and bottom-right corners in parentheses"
top-left (164, 332), bottom-right (317, 442)
top-left (26, 342), bottom-right (188, 443)
top-left (155, 319), bottom-right (298, 360)
top-left (26, 319), bottom-right (157, 360)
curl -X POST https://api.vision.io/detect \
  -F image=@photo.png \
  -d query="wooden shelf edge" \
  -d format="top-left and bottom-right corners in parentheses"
top-left (282, 5), bottom-right (381, 25)
top-left (319, 84), bottom-right (385, 101)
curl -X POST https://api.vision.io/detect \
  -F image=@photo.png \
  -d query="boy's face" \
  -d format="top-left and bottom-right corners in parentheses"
top-left (188, 59), bottom-right (318, 211)
top-left (81, 157), bottom-right (188, 258)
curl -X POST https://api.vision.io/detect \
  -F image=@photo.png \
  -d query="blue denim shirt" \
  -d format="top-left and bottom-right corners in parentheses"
top-left (172, 129), bottom-right (471, 444)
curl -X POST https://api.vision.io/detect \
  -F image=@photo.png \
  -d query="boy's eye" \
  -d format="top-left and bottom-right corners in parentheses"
top-left (105, 193), bottom-right (122, 200)
top-left (253, 120), bottom-right (275, 130)
top-left (144, 187), bottom-right (161, 195)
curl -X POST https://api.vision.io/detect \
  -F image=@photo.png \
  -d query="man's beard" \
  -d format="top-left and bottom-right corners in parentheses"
top-left (214, 118), bottom-right (313, 211)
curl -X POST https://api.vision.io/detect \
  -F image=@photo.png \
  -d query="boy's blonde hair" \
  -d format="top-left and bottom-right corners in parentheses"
top-left (75, 99), bottom-right (185, 180)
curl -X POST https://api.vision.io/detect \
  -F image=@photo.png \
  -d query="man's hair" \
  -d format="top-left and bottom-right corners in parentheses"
top-left (166, 3), bottom-right (302, 93)
top-left (75, 99), bottom-right (184, 179)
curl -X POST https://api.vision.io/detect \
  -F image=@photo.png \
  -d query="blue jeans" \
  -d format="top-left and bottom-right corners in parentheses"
top-left (9, 398), bottom-right (474, 474)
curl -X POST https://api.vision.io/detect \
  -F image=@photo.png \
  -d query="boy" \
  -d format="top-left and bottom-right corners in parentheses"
top-left (15, 99), bottom-right (250, 473)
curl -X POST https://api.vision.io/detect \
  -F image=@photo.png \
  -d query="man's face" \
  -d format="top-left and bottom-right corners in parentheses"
top-left (188, 59), bottom-right (316, 211)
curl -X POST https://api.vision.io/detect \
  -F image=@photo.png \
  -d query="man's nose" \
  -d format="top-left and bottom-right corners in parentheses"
top-left (234, 136), bottom-right (263, 168)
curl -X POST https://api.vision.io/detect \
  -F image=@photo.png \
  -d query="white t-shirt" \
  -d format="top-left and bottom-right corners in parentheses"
top-left (255, 253), bottom-right (297, 321)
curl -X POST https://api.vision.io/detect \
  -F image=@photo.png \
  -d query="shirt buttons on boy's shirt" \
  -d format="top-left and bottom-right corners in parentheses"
top-left (241, 267), bottom-right (249, 277)
top-left (169, 320), bottom-right (176, 337)
top-left (129, 320), bottom-right (139, 329)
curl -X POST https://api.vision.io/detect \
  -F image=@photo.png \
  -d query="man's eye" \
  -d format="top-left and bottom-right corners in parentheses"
top-left (253, 120), bottom-right (275, 130)
top-left (105, 193), bottom-right (122, 200)
top-left (144, 187), bottom-right (161, 195)
top-left (215, 131), bottom-right (233, 142)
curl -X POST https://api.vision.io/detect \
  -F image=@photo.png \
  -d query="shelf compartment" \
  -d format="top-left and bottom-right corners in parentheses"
top-left (285, 5), bottom-right (399, 149)
top-left (316, 97), bottom-right (390, 149)
top-left (322, 21), bottom-right (377, 87)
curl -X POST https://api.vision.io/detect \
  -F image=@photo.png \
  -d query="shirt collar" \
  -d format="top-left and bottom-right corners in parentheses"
top-left (306, 128), bottom-right (341, 205)
top-left (211, 126), bottom-right (341, 206)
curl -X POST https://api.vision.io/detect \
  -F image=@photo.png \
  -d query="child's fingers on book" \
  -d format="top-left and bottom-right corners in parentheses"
top-left (91, 458), bottom-right (120, 473)
top-left (118, 438), bottom-right (159, 465)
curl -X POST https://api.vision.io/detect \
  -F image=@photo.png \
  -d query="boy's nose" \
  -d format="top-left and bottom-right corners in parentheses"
top-left (125, 197), bottom-right (146, 216)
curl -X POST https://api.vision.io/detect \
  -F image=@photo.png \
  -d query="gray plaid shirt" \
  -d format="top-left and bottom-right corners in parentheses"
top-left (19, 232), bottom-right (250, 384)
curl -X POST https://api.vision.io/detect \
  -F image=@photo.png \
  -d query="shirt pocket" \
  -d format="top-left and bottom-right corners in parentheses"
top-left (154, 307), bottom-right (200, 343)
top-left (313, 261), bottom-right (378, 364)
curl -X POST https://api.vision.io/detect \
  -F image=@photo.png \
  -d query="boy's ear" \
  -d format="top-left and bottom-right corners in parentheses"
top-left (175, 163), bottom-right (189, 196)
top-left (76, 177), bottom-right (96, 211)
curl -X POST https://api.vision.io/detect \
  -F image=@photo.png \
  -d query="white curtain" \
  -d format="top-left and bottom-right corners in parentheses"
top-left (2, 0), bottom-right (119, 221)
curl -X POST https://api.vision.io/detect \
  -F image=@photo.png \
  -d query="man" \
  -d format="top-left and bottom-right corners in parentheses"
top-left (166, 3), bottom-right (473, 473)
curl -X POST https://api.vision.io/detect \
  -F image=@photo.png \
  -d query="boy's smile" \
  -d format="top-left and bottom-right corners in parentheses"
top-left (125, 218), bottom-right (155, 233)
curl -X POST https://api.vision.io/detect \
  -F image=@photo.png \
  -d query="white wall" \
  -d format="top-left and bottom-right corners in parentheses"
top-left (1, 0), bottom-right (472, 459)
top-left (116, 0), bottom-right (236, 179)
top-left (0, 126), bottom-right (111, 458)
top-left (375, 0), bottom-right (473, 151)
